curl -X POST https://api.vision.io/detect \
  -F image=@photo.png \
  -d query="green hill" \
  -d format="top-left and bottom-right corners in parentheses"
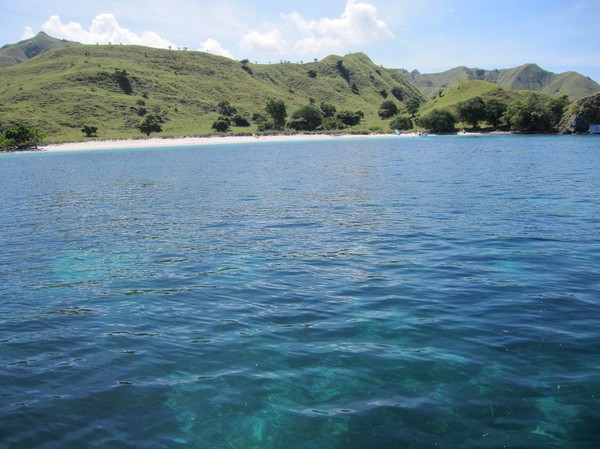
top-left (411, 63), bottom-right (600, 100)
top-left (0, 43), bottom-right (422, 142)
top-left (418, 80), bottom-right (517, 114)
top-left (559, 92), bottom-right (600, 133)
top-left (0, 32), bottom-right (78, 68)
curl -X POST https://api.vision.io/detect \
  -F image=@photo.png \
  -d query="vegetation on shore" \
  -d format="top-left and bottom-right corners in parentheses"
top-left (1, 33), bottom-right (599, 150)
top-left (0, 40), bottom-right (422, 146)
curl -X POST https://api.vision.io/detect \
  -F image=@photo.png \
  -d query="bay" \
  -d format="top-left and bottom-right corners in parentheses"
top-left (1, 135), bottom-right (599, 448)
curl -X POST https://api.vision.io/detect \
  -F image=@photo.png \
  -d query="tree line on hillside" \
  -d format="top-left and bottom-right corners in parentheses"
top-left (210, 99), bottom-right (366, 134)
top-left (415, 92), bottom-right (572, 134)
top-left (207, 91), bottom-right (582, 136)
top-left (2, 92), bottom-right (599, 151)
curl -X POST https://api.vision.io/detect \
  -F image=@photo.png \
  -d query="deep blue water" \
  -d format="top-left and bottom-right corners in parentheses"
top-left (1, 135), bottom-right (599, 448)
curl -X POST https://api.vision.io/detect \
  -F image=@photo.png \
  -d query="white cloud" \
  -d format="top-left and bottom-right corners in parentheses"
top-left (200, 38), bottom-right (234, 59)
top-left (41, 13), bottom-right (176, 48)
top-left (293, 35), bottom-right (346, 56)
top-left (21, 26), bottom-right (35, 40)
top-left (282, 0), bottom-right (392, 53)
top-left (240, 29), bottom-right (287, 55)
top-left (240, 0), bottom-right (392, 57)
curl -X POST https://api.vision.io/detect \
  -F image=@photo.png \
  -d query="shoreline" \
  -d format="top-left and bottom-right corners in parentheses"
top-left (9, 130), bottom-right (556, 154)
top-left (40, 133), bottom-right (399, 153)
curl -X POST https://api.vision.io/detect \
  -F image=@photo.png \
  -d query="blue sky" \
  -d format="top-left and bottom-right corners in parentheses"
top-left (1, 0), bottom-right (599, 82)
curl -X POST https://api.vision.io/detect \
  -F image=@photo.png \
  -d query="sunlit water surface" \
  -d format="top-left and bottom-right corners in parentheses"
top-left (1, 135), bottom-right (599, 448)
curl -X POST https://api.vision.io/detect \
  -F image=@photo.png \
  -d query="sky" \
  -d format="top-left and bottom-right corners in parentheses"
top-left (1, 0), bottom-right (599, 83)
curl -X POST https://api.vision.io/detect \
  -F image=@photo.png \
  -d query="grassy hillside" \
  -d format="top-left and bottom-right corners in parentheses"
top-left (0, 44), bottom-right (422, 142)
top-left (411, 63), bottom-right (600, 100)
top-left (0, 32), bottom-right (77, 68)
top-left (559, 92), bottom-right (600, 133)
top-left (418, 80), bottom-right (517, 114)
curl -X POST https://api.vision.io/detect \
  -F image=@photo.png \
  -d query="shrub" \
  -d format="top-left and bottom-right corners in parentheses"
top-left (240, 59), bottom-right (253, 75)
top-left (265, 99), bottom-right (287, 130)
top-left (212, 119), bottom-right (229, 132)
top-left (289, 105), bottom-right (322, 131)
top-left (0, 136), bottom-right (13, 150)
top-left (391, 87), bottom-right (404, 101)
top-left (418, 109), bottom-right (456, 133)
top-left (378, 100), bottom-right (399, 119)
top-left (389, 115), bottom-right (413, 131)
top-left (405, 98), bottom-right (420, 117)
top-left (139, 115), bottom-right (162, 135)
top-left (81, 125), bottom-right (98, 137)
top-left (3, 123), bottom-right (45, 149)
top-left (232, 115), bottom-right (250, 127)
top-left (321, 117), bottom-right (344, 130)
top-left (504, 92), bottom-right (567, 133)
top-left (320, 102), bottom-right (336, 118)
top-left (485, 99), bottom-right (507, 128)
top-left (337, 110), bottom-right (364, 127)
top-left (217, 100), bottom-right (237, 117)
top-left (456, 96), bottom-right (486, 128)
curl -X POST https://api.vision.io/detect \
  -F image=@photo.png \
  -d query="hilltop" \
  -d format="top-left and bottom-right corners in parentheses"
top-left (409, 64), bottom-right (600, 100)
top-left (418, 79), bottom-right (517, 115)
top-left (0, 32), bottom-right (78, 68)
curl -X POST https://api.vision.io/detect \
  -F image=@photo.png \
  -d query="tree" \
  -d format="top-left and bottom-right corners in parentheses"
top-left (484, 99), bottom-right (507, 128)
top-left (240, 59), bottom-right (252, 75)
top-left (405, 98), bottom-right (420, 117)
top-left (265, 99), bottom-right (287, 130)
top-left (321, 117), bottom-right (343, 130)
top-left (212, 119), bottom-right (229, 132)
top-left (232, 115), bottom-right (250, 127)
top-left (378, 100), bottom-right (399, 119)
top-left (389, 115), bottom-right (413, 131)
top-left (217, 100), bottom-right (237, 117)
top-left (0, 136), bottom-right (11, 150)
top-left (418, 109), bottom-right (456, 133)
top-left (3, 123), bottom-right (45, 149)
top-left (456, 96), bottom-right (486, 128)
top-left (288, 105), bottom-right (323, 131)
top-left (337, 110), bottom-right (364, 127)
top-left (320, 102), bottom-right (336, 118)
top-left (139, 115), bottom-right (162, 136)
top-left (81, 125), bottom-right (98, 137)
top-left (307, 69), bottom-right (317, 78)
top-left (391, 86), bottom-right (404, 101)
top-left (504, 92), bottom-right (567, 133)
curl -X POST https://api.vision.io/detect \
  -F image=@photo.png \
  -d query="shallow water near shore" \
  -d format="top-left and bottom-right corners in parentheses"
top-left (1, 135), bottom-right (599, 448)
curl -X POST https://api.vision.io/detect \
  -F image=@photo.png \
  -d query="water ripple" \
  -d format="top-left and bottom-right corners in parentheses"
top-left (1, 137), bottom-right (599, 448)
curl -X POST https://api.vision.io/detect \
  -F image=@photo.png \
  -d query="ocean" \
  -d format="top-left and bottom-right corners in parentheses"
top-left (1, 135), bottom-right (599, 448)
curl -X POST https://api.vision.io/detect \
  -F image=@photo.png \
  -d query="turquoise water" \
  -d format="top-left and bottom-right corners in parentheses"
top-left (1, 135), bottom-right (599, 448)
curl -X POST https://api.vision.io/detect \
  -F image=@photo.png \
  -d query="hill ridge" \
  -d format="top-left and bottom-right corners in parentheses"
top-left (0, 32), bottom-right (78, 67)
top-left (410, 63), bottom-right (600, 100)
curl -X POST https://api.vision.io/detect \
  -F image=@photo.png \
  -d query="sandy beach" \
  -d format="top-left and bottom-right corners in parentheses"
top-left (41, 133), bottom-right (402, 153)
